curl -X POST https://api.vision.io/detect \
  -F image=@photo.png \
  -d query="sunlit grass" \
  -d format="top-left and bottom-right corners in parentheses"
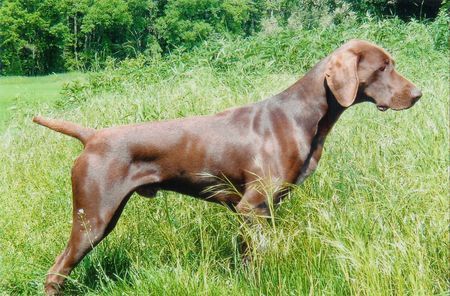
top-left (0, 72), bottom-right (85, 128)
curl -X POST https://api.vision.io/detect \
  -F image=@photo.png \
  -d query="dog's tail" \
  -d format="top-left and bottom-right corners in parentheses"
top-left (33, 116), bottom-right (95, 145)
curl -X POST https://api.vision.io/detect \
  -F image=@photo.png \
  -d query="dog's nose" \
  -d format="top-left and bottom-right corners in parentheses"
top-left (411, 88), bottom-right (422, 102)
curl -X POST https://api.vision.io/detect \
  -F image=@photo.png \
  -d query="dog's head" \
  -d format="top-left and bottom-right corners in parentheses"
top-left (325, 39), bottom-right (422, 111)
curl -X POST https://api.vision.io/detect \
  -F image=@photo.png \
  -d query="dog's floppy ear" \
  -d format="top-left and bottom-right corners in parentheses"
top-left (325, 49), bottom-right (360, 107)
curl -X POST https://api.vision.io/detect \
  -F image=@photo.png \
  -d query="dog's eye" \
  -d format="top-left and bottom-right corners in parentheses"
top-left (379, 60), bottom-right (389, 72)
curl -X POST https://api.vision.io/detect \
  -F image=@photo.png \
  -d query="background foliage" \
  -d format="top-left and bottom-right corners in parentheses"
top-left (0, 0), bottom-right (445, 75)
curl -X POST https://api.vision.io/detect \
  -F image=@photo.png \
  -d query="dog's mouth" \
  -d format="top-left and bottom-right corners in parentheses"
top-left (377, 105), bottom-right (389, 112)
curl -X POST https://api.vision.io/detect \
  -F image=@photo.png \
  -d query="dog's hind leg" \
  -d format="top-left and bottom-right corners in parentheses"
top-left (44, 155), bottom-right (134, 295)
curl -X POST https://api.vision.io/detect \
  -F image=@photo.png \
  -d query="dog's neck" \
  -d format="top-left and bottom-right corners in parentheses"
top-left (272, 57), bottom-right (347, 185)
top-left (278, 57), bottom-right (345, 141)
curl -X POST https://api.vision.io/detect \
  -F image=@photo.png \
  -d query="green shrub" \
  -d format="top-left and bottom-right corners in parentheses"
top-left (155, 0), bottom-right (263, 50)
top-left (430, 7), bottom-right (449, 51)
top-left (0, 0), bottom-right (445, 75)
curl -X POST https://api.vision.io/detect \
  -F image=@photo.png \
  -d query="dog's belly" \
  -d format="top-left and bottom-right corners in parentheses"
top-left (132, 171), bottom-right (244, 204)
top-left (129, 156), bottom-right (246, 203)
top-left (159, 176), bottom-right (244, 204)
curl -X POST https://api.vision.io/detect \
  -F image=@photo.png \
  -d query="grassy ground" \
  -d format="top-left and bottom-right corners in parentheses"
top-left (0, 72), bottom-right (84, 129)
top-left (0, 18), bottom-right (448, 295)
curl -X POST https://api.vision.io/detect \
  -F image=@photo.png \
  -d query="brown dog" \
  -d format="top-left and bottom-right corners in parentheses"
top-left (34, 39), bottom-right (421, 294)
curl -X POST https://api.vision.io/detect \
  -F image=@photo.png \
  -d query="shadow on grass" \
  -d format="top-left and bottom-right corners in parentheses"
top-left (63, 245), bottom-right (133, 295)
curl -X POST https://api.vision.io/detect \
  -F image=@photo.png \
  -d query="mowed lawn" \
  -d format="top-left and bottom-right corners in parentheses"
top-left (0, 72), bottom-right (84, 128)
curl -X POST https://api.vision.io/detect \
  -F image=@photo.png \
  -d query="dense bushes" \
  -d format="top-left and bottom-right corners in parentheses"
top-left (155, 0), bottom-right (264, 49)
top-left (0, 0), bottom-right (445, 75)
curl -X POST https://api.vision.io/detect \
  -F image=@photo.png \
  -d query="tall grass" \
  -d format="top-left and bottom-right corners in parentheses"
top-left (0, 16), bottom-right (448, 295)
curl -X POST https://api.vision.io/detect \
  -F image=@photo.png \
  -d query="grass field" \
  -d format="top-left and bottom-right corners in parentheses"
top-left (0, 72), bottom-right (84, 129)
top-left (0, 18), bottom-right (448, 295)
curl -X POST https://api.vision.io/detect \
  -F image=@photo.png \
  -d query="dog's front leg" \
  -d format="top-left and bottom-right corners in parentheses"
top-left (238, 216), bottom-right (270, 265)
top-left (235, 190), bottom-right (270, 264)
